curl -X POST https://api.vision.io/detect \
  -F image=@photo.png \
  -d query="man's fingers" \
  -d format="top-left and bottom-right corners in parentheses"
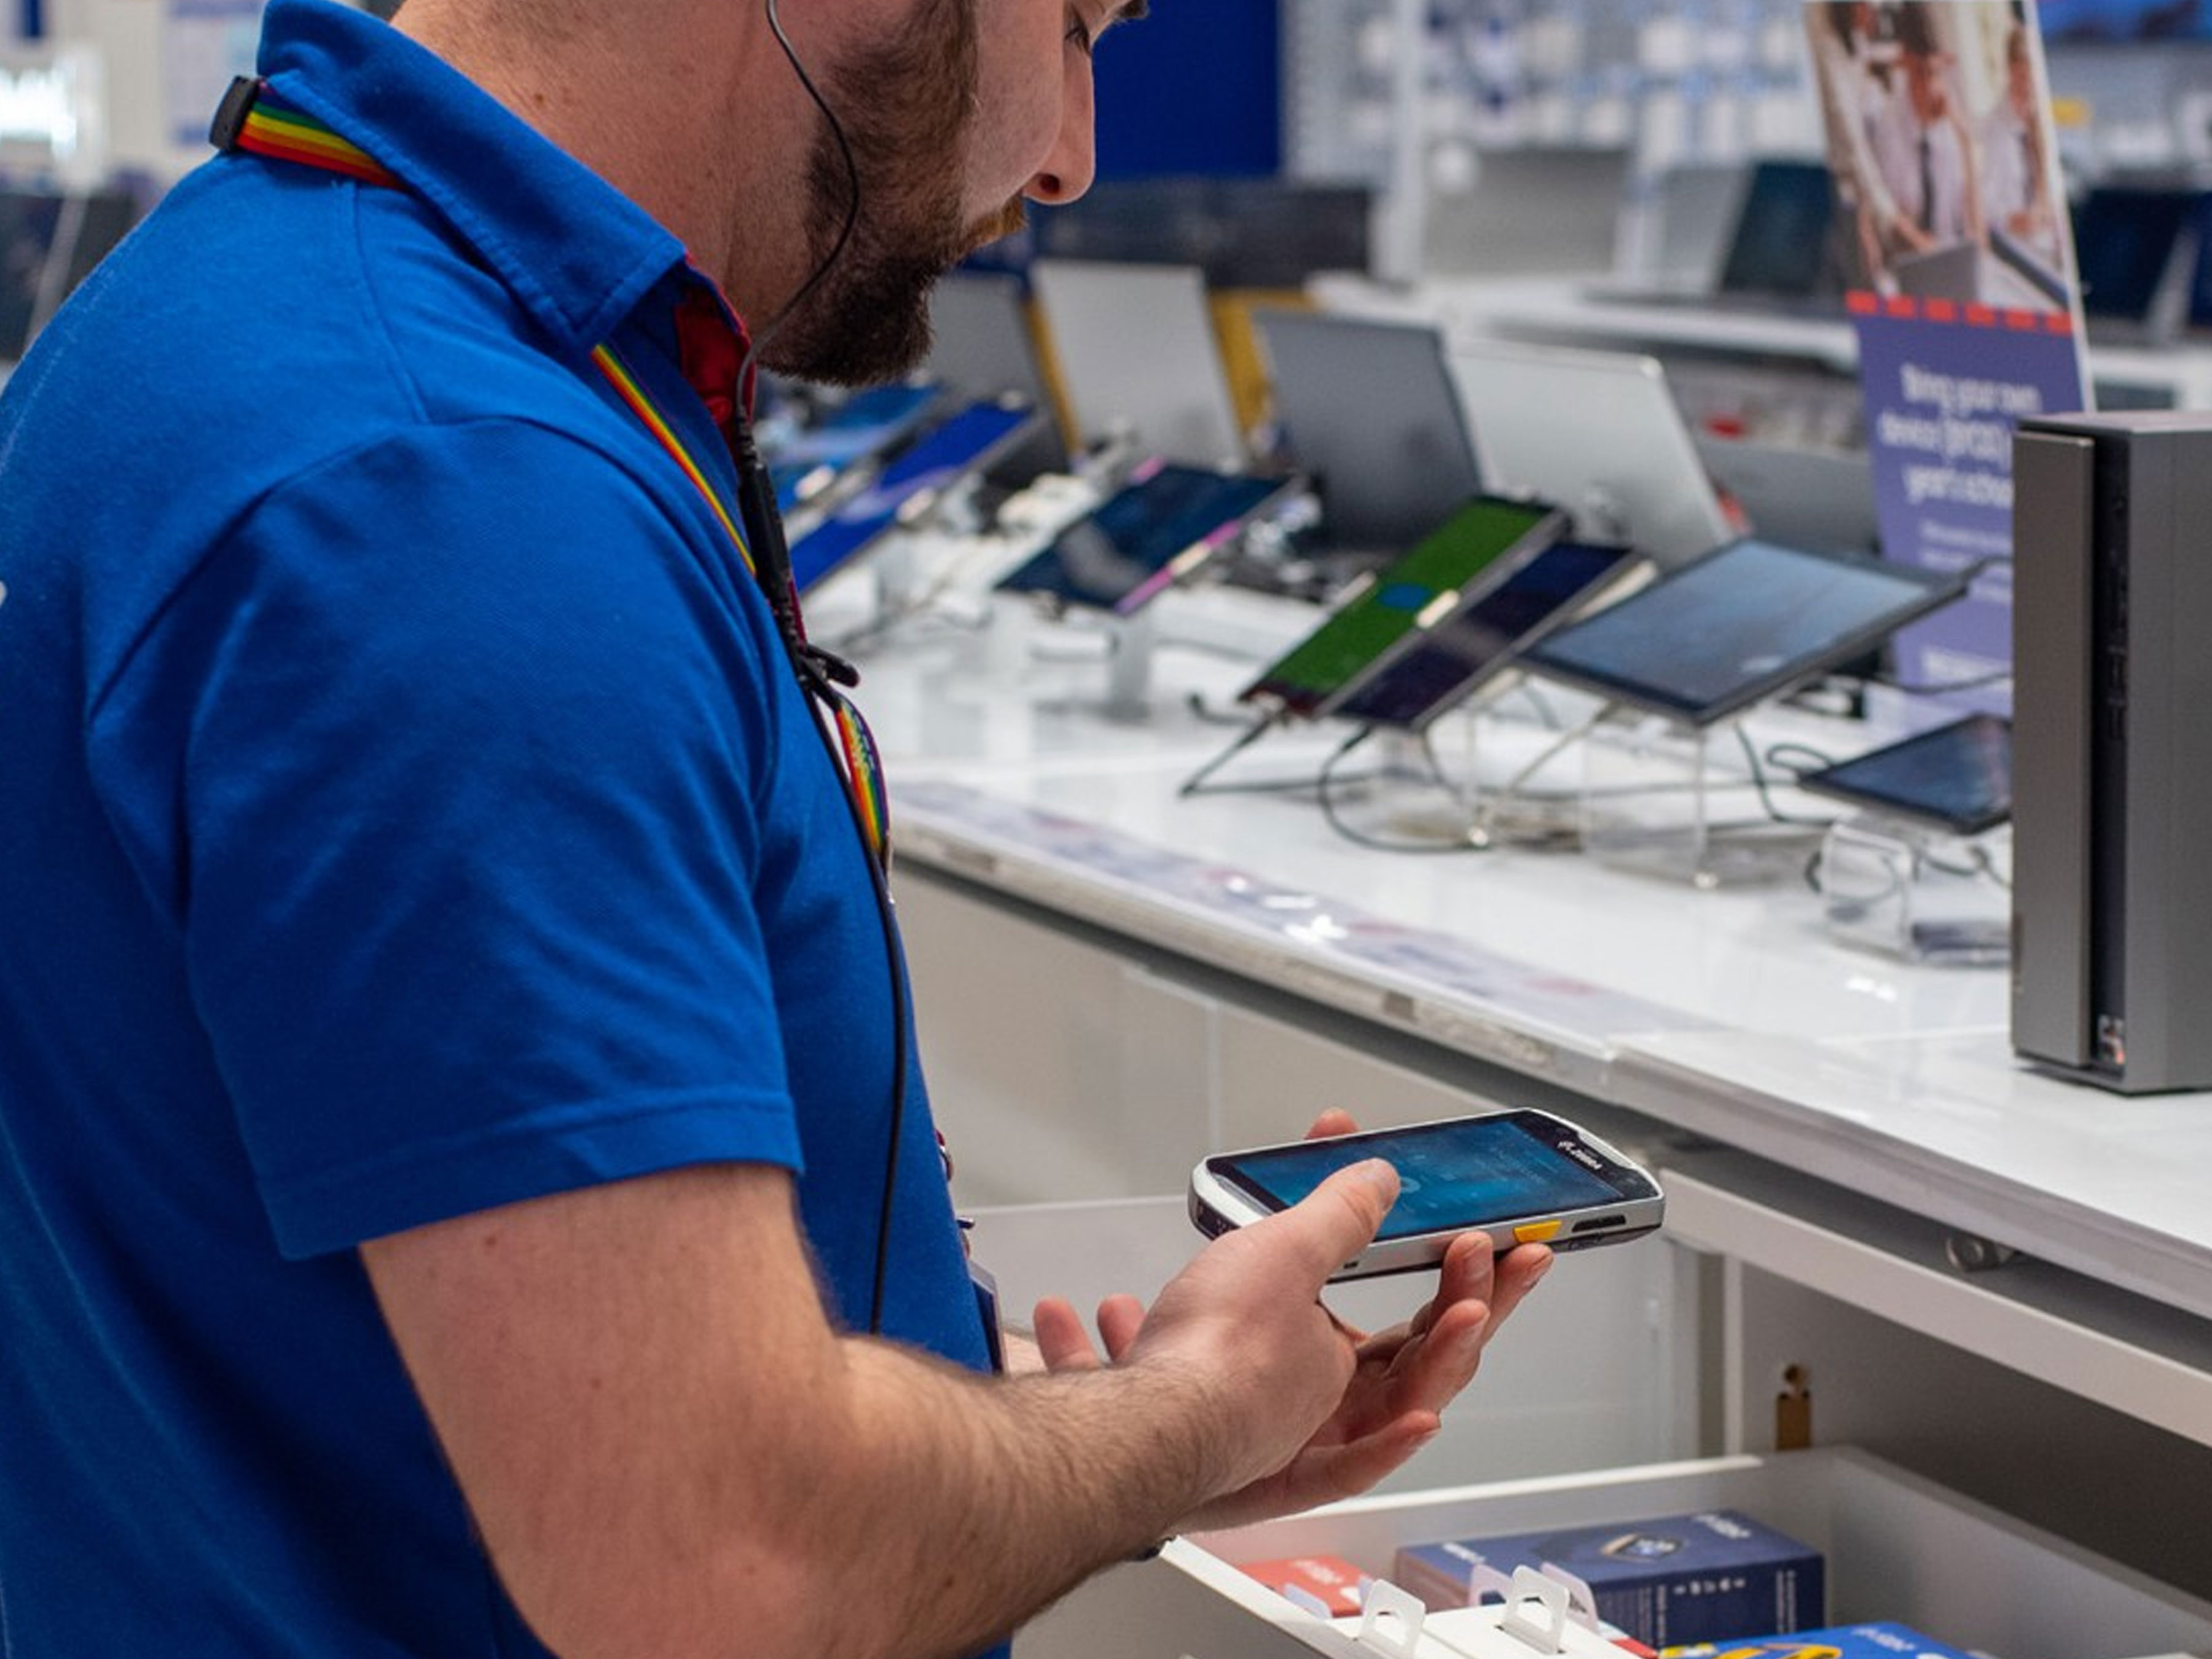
top-left (1263, 1158), bottom-right (1399, 1285)
top-left (1284, 1412), bottom-right (1443, 1507)
top-left (1097, 1294), bottom-right (1147, 1362)
top-left (1303, 1108), bottom-right (1360, 1142)
top-left (1031, 1298), bottom-right (1103, 1371)
top-left (1483, 1242), bottom-right (1554, 1330)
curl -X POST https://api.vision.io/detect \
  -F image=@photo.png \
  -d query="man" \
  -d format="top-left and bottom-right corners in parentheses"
top-left (0, 1), bottom-right (1551, 1655)
top-left (1809, 0), bottom-right (1904, 288)
top-left (1865, 1), bottom-right (1985, 267)
top-left (1977, 23), bottom-right (2058, 263)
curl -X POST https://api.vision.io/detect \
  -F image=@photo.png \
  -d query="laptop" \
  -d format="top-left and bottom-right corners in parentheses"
top-left (1590, 158), bottom-right (1843, 317)
top-left (1693, 434), bottom-right (1878, 558)
top-left (1029, 259), bottom-right (1246, 467)
top-left (1891, 240), bottom-right (1988, 304)
top-left (924, 269), bottom-right (1069, 479)
top-left (1448, 337), bottom-right (1735, 571)
top-left (1641, 160), bottom-right (1752, 296)
top-left (1252, 308), bottom-right (1484, 560)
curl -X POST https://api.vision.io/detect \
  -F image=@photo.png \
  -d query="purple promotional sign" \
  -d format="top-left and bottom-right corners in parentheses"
top-left (1806, 0), bottom-right (2090, 718)
top-left (1850, 296), bottom-right (2087, 713)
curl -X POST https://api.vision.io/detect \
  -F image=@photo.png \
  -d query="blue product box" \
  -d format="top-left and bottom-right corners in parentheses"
top-left (1664, 1622), bottom-right (1980, 1659)
top-left (1392, 1509), bottom-right (1824, 1648)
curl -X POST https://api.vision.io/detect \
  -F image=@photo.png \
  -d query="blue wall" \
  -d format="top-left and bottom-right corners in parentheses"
top-left (1090, 0), bottom-right (1281, 179)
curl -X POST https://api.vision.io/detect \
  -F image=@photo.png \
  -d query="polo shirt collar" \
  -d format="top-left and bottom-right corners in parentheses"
top-left (251, 0), bottom-right (697, 356)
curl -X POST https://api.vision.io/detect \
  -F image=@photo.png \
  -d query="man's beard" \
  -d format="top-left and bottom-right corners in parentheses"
top-left (759, 0), bottom-right (1021, 386)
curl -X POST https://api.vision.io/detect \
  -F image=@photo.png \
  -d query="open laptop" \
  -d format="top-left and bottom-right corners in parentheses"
top-left (1029, 258), bottom-right (1246, 468)
top-left (1693, 434), bottom-right (1877, 558)
top-left (1638, 160), bottom-right (1752, 296)
top-left (1590, 158), bottom-right (1843, 317)
top-left (924, 269), bottom-right (1070, 479)
top-left (1252, 308), bottom-right (1484, 561)
top-left (1891, 240), bottom-right (1987, 304)
top-left (1448, 337), bottom-right (1734, 571)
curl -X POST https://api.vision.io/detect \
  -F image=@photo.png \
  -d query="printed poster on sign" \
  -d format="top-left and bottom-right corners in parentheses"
top-left (1805, 0), bottom-right (2088, 716)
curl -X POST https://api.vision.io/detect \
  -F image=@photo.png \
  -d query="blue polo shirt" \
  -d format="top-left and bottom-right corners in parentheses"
top-left (0, 1), bottom-right (991, 1652)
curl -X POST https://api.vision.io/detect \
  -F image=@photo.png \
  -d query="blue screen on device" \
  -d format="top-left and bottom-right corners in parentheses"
top-left (1215, 1118), bottom-right (1621, 1241)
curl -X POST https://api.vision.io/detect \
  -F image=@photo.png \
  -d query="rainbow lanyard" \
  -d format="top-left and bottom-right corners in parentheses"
top-left (213, 79), bottom-right (892, 868)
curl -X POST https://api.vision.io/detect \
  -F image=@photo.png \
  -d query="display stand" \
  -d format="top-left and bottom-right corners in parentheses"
top-left (1100, 605), bottom-right (1159, 722)
top-left (1456, 702), bottom-right (1609, 851)
top-left (1579, 712), bottom-right (1823, 889)
top-left (1818, 814), bottom-right (2010, 967)
top-left (868, 535), bottom-right (919, 627)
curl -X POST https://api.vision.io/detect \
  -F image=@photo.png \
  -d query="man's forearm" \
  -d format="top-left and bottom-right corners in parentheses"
top-left (806, 1337), bottom-right (1228, 1659)
top-left (367, 1163), bottom-right (1397, 1659)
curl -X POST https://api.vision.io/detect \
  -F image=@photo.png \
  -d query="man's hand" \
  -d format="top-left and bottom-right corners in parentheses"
top-left (1030, 1109), bottom-right (1552, 1530)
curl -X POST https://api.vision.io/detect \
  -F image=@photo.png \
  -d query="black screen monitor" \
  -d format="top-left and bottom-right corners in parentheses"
top-left (1717, 160), bottom-right (1840, 300)
top-left (1335, 540), bottom-right (1647, 732)
top-left (995, 461), bottom-right (1294, 616)
top-left (2072, 186), bottom-right (2198, 321)
top-left (1520, 538), bottom-right (1969, 726)
top-left (1032, 177), bottom-right (1373, 289)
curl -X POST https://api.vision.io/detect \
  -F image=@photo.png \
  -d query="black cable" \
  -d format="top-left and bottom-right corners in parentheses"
top-left (1733, 724), bottom-right (1837, 829)
top-left (741, 0), bottom-right (861, 388)
top-left (1316, 727), bottom-right (1482, 855)
top-left (1178, 713), bottom-right (1281, 797)
top-left (1762, 740), bottom-right (1839, 778)
top-left (1183, 691), bottom-right (1265, 729)
top-left (739, 0), bottom-right (907, 1338)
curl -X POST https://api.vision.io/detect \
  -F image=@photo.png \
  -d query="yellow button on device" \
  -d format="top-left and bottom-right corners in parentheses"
top-left (1513, 1220), bottom-right (1563, 1244)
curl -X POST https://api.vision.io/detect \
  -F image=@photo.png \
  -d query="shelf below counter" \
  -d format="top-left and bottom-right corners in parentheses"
top-left (1019, 1448), bottom-right (2212, 1659)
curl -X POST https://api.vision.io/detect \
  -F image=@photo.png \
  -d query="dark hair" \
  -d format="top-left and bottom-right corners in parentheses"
top-left (1893, 1), bottom-right (1939, 57)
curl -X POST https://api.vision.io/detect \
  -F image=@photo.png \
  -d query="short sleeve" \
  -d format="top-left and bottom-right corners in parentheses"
top-left (89, 420), bottom-right (806, 1257)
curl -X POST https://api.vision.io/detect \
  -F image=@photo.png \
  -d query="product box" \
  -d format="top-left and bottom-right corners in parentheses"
top-left (1663, 1622), bottom-right (1979, 1659)
top-left (1392, 1509), bottom-right (1824, 1647)
top-left (1236, 1553), bottom-right (1370, 1618)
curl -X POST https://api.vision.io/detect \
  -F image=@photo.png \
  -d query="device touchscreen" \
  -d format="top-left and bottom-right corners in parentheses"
top-left (1798, 713), bottom-right (2012, 834)
top-left (1238, 496), bottom-right (1565, 719)
top-left (1207, 1112), bottom-right (1644, 1243)
top-left (788, 399), bottom-right (1040, 590)
top-left (995, 461), bottom-right (1292, 615)
top-left (1518, 538), bottom-right (1968, 726)
top-left (1333, 539), bottom-right (1643, 731)
top-left (767, 380), bottom-right (944, 508)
